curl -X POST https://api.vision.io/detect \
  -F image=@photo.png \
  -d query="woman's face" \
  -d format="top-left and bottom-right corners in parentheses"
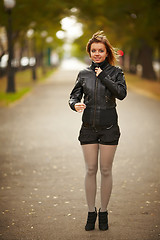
top-left (90, 42), bottom-right (108, 63)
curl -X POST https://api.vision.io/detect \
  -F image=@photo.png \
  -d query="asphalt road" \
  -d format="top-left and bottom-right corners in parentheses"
top-left (0, 60), bottom-right (160, 240)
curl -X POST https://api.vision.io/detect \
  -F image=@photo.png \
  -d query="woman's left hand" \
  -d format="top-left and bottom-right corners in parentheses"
top-left (95, 67), bottom-right (102, 76)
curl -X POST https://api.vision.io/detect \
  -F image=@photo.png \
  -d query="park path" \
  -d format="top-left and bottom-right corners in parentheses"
top-left (0, 59), bottom-right (160, 240)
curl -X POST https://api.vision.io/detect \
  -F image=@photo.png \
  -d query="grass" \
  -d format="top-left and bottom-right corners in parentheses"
top-left (0, 87), bottom-right (31, 106)
top-left (0, 67), bottom-right (55, 107)
top-left (125, 73), bottom-right (160, 101)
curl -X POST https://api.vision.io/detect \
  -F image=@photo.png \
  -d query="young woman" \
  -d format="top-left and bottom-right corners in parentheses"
top-left (69, 31), bottom-right (127, 231)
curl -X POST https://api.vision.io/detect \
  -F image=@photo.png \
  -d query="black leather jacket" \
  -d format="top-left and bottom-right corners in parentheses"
top-left (69, 60), bottom-right (127, 127)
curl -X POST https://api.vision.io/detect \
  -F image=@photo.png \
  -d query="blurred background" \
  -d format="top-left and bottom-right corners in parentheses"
top-left (0, 0), bottom-right (160, 104)
top-left (0, 2), bottom-right (160, 239)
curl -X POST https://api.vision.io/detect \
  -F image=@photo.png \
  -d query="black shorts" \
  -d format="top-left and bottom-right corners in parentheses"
top-left (78, 123), bottom-right (120, 145)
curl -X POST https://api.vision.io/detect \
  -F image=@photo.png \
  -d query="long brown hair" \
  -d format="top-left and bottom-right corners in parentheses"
top-left (86, 31), bottom-right (118, 66)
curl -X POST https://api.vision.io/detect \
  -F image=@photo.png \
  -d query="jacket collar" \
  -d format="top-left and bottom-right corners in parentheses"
top-left (90, 58), bottom-right (110, 71)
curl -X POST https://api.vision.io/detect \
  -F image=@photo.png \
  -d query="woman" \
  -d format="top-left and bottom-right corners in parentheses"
top-left (69, 31), bottom-right (127, 231)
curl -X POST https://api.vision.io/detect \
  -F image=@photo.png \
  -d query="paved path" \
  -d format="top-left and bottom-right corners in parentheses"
top-left (0, 62), bottom-right (160, 240)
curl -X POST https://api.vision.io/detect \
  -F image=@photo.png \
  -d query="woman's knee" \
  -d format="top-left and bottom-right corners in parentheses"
top-left (100, 166), bottom-right (112, 177)
top-left (86, 165), bottom-right (98, 176)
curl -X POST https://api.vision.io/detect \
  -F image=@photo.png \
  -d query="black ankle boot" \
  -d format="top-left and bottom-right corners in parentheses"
top-left (85, 208), bottom-right (97, 231)
top-left (98, 209), bottom-right (109, 231)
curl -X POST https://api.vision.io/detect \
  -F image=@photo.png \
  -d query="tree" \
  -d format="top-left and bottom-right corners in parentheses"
top-left (71, 0), bottom-right (160, 80)
top-left (0, 0), bottom-right (159, 82)
top-left (0, 0), bottom-right (68, 92)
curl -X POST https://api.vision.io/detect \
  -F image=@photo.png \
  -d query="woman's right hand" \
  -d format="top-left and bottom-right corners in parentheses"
top-left (75, 103), bottom-right (86, 113)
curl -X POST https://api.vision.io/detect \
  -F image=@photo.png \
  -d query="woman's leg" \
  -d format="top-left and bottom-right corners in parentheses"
top-left (82, 144), bottom-right (99, 212)
top-left (99, 145), bottom-right (117, 212)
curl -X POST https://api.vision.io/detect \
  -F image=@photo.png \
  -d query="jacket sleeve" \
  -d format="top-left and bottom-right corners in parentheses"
top-left (69, 72), bottom-right (83, 111)
top-left (98, 68), bottom-right (127, 100)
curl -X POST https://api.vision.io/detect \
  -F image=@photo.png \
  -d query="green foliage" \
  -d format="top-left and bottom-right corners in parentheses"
top-left (68, 0), bottom-right (159, 55)
top-left (0, 0), bottom-right (159, 79)
top-left (1, 0), bottom-right (159, 53)
top-left (0, 0), bottom-right (69, 53)
top-left (71, 42), bottom-right (85, 59)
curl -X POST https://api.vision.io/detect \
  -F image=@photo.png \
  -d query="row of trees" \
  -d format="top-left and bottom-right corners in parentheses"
top-left (0, 0), bottom-right (67, 65)
top-left (0, 0), bottom-right (70, 91)
top-left (72, 0), bottom-right (160, 80)
top-left (0, 0), bottom-right (160, 87)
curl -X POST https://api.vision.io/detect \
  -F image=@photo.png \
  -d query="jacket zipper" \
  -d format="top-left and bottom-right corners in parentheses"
top-left (93, 77), bottom-right (98, 127)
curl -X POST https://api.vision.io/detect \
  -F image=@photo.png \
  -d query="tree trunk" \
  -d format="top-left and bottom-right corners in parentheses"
top-left (128, 50), bottom-right (137, 74)
top-left (6, 10), bottom-right (16, 93)
top-left (123, 53), bottom-right (130, 72)
top-left (32, 66), bottom-right (37, 80)
top-left (31, 37), bottom-right (37, 81)
top-left (138, 42), bottom-right (157, 80)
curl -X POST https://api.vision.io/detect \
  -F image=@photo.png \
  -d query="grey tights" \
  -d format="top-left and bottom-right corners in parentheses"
top-left (82, 144), bottom-right (117, 212)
